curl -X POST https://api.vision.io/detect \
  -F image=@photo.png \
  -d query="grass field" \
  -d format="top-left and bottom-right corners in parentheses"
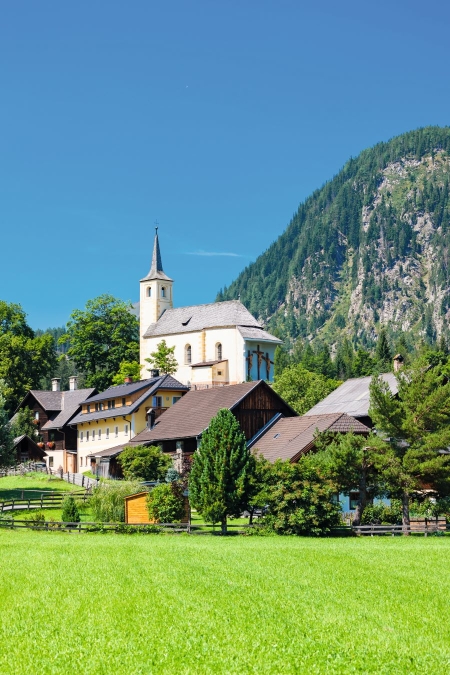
top-left (0, 533), bottom-right (449, 674)
top-left (0, 473), bottom-right (80, 500)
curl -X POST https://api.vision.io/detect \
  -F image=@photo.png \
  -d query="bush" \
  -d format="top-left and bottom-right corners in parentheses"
top-left (259, 458), bottom-right (342, 536)
top-left (146, 482), bottom-right (185, 523)
top-left (361, 502), bottom-right (402, 525)
top-left (61, 495), bottom-right (80, 523)
top-left (118, 445), bottom-right (172, 482)
top-left (89, 482), bottom-right (143, 522)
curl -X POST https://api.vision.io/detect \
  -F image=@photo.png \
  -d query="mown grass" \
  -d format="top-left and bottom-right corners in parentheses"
top-left (0, 473), bottom-right (78, 500)
top-left (0, 533), bottom-right (449, 674)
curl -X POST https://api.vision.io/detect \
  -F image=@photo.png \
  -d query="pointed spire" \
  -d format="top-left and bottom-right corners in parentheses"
top-left (150, 226), bottom-right (164, 275)
top-left (141, 224), bottom-right (173, 282)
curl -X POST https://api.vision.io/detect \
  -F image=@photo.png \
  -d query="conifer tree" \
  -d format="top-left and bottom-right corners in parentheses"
top-left (189, 409), bottom-right (255, 533)
top-left (375, 328), bottom-right (392, 371)
top-left (61, 494), bottom-right (80, 523)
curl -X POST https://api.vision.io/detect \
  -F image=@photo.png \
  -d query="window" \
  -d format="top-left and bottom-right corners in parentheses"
top-left (106, 428), bottom-right (109, 440)
top-left (99, 402), bottom-right (104, 411)
top-left (115, 426), bottom-right (119, 438)
top-left (86, 431), bottom-right (90, 442)
top-left (147, 286), bottom-right (152, 297)
top-left (98, 429), bottom-right (101, 440)
top-left (122, 398), bottom-right (126, 407)
top-left (80, 457), bottom-right (83, 467)
top-left (112, 400), bottom-right (115, 409)
top-left (34, 411), bottom-right (39, 421)
top-left (95, 403), bottom-right (99, 411)
top-left (152, 396), bottom-right (162, 408)
top-left (217, 371), bottom-right (222, 376)
top-left (172, 396), bottom-right (181, 405)
top-left (176, 441), bottom-right (184, 451)
top-left (161, 286), bottom-right (166, 298)
top-left (216, 343), bottom-right (222, 360)
top-left (49, 457), bottom-right (54, 467)
top-left (87, 404), bottom-right (91, 413)
top-left (80, 431), bottom-right (84, 442)
top-left (185, 344), bottom-right (192, 364)
top-left (92, 430), bottom-right (96, 441)
top-left (107, 400), bottom-right (111, 410)
top-left (124, 424), bottom-right (129, 435)
top-left (349, 492), bottom-right (360, 510)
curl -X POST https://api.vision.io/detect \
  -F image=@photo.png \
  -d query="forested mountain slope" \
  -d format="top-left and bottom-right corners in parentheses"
top-left (217, 127), bottom-right (450, 350)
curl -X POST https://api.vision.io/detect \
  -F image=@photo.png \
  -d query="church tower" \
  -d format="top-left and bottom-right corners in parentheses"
top-left (140, 227), bottom-right (173, 346)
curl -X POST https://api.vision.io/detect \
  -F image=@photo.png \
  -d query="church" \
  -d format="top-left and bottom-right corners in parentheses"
top-left (139, 229), bottom-right (282, 388)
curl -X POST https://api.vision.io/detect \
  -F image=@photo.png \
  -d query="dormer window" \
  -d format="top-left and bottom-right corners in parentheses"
top-left (216, 343), bottom-right (222, 360)
top-left (147, 286), bottom-right (152, 297)
top-left (185, 344), bottom-right (192, 364)
top-left (161, 286), bottom-right (166, 298)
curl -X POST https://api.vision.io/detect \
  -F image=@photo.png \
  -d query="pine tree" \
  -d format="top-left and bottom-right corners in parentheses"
top-left (375, 328), bottom-right (392, 371)
top-left (189, 409), bottom-right (255, 533)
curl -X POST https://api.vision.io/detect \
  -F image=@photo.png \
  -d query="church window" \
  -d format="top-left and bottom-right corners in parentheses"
top-left (185, 344), bottom-right (192, 364)
top-left (147, 286), bottom-right (152, 297)
top-left (161, 286), bottom-right (166, 298)
top-left (216, 343), bottom-right (222, 360)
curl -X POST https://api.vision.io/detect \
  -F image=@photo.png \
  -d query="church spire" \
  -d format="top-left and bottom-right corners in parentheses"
top-left (141, 224), bottom-right (173, 282)
top-left (150, 226), bottom-right (164, 276)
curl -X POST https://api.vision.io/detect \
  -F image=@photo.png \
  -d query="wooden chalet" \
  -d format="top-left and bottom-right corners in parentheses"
top-left (249, 413), bottom-right (371, 463)
top-left (15, 377), bottom-right (97, 472)
top-left (12, 435), bottom-right (47, 464)
top-left (129, 380), bottom-right (297, 456)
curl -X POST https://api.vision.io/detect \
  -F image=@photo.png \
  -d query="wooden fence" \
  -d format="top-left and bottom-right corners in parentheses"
top-left (352, 521), bottom-right (447, 536)
top-left (0, 490), bottom-right (90, 513)
top-left (0, 518), bottom-right (257, 534)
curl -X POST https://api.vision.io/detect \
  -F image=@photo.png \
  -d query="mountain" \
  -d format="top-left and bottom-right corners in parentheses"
top-left (217, 127), bottom-right (450, 351)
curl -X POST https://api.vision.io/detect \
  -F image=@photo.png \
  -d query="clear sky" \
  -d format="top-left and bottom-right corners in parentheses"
top-left (1, 1), bottom-right (449, 328)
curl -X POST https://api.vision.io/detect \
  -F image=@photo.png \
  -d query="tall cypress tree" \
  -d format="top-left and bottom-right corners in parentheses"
top-left (189, 409), bottom-right (255, 533)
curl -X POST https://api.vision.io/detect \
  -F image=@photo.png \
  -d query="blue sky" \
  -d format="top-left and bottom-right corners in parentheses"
top-left (1, 1), bottom-right (449, 328)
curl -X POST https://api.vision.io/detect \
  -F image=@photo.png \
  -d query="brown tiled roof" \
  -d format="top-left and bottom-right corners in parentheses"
top-left (251, 413), bottom-right (370, 463)
top-left (131, 381), bottom-right (263, 443)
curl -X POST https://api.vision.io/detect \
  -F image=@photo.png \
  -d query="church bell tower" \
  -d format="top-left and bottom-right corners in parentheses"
top-left (140, 227), bottom-right (173, 344)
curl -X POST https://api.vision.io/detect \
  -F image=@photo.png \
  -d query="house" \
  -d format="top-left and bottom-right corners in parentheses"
top-left (91, 380), bottom-right (297, 478)
top-left (249, 413), bottom-right (371, 463)
top-left (15, 376), bottom-right (96, 472)
top-left (304, 373), bottom-right (398, 428)
top-left (12, 435), bottom-right (47, 464)
top-left (249, 412), bottom-right (371, 514)
top-left (71, 373), bottom-right (189, 473)
top-left (139, 228), bottom-right (282, 387)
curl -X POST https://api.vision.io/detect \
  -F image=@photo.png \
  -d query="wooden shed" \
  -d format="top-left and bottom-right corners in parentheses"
top-left (124, 491), bottom-right (190, 524)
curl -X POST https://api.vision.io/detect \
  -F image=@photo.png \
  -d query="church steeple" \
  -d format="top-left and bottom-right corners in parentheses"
top-left (141, 226), bottom-right (173, 282)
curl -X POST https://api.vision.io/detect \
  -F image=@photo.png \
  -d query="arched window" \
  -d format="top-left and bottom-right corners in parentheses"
top-left (216, 343), bottom-right (222, 360)
top-left (147, 286), bottom-right (152, 297)
top-left (161, 286), bottom-right (166, 298)
top-left (185, 344), bottom-right (192, 364)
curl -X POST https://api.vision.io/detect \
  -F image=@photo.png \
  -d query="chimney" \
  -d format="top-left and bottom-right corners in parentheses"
top-left (69, 376), bottom-right (78, 391)
top-left (150, 369), bottom-right (160, 378)
top-left (124, 376), bottom-right (133, 384)
top-left (51, 378), bottom-right (61, 392)
top-left (393, 354), bottom-right (404, 372)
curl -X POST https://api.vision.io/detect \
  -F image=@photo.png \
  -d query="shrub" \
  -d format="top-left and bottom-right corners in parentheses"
top-left (146, 482), bottom-right (185, 523)
top-left (118, 445), bottom-right (172, 482)
top-left (61, 495), bottom-right (80, 523)
top-left (260, 458), bottom-right (342, 536)
top-left (89, 482), bottom-right (143, 522)
top-left (360, 501), bottom-right (402, 525)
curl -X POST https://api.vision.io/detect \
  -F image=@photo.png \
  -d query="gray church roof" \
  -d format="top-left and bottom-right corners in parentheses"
top-left (143, 299), bottom-right (280, 341)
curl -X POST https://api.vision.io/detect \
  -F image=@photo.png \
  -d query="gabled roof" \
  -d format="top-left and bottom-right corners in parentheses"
top-left (237, 326), bottom-right (282, 344)
top-left (143, 300), bottom-right (273, 338)
top-left (70, 375), bottom-right (188, 425)
top-left (12, 434), bottom-right (47, 457)
top-left (304, 373), bottom-right (398, 419)
top-left (39, 389), bottom-right (98, 430)
top-left (131, 380), bottom-right (280, 443)
top-left (251, 413), bottom-right (371, 463)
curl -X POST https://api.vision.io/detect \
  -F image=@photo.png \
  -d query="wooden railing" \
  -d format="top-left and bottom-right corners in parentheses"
top-left (352, 522), bottom-right (447, 536)
top-left (0, 490), bottom-right (89, 513)
top-left (0, 519), bottom-right (258, 534)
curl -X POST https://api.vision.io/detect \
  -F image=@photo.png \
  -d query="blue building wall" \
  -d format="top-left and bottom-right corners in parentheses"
top-left (244, 341), bottom-right (277, 382)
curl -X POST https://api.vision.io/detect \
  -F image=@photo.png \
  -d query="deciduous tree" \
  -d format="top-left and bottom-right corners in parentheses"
top-left (272, 363), bottom-right (340, 415)
top-left (60, 295), bottom-right (139, 391)
top-left (118, 444), bottom-right (171, 482)
top-left (145, 339), bottom-right (178, 376)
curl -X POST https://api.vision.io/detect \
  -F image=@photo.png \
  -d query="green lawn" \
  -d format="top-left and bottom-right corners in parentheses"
top-left (0, 533), bottom-right (449, 674)
top-left (0, 472), bottom-right (80, 500)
